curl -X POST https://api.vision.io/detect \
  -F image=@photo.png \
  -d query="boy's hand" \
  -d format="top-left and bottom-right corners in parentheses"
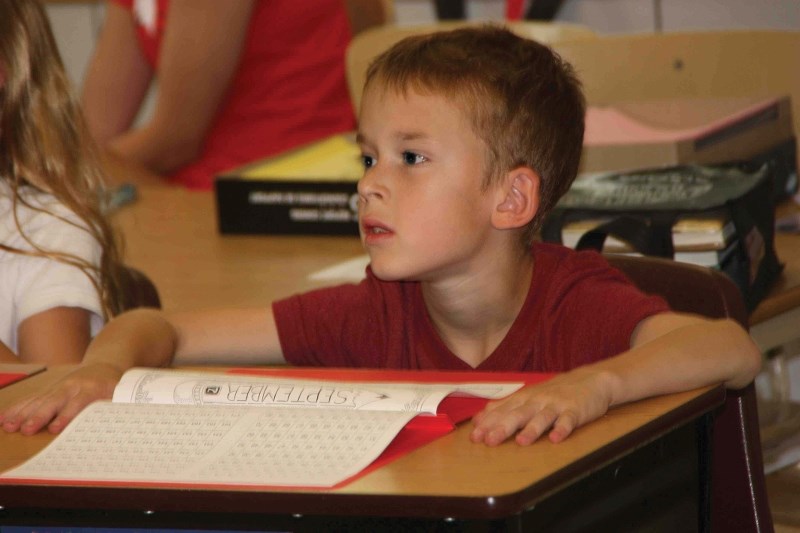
top-left (470, 368), bottom-right (617, 446)
top-left (0, 363), bottom-right (122, 435)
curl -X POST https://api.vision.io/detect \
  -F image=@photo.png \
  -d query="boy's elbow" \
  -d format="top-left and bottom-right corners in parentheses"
top-left (720, 318), bottom-right (762, 390)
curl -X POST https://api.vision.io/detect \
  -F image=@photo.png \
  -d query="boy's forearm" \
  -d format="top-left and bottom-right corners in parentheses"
top-left (0, 341), bottom-right (17, 363)
top-left (0, 309), bottom-right (178, 436)
top-left (593, 317), bottom-right (762, 408)
top-left (83, 308), bottom-right (179, 373)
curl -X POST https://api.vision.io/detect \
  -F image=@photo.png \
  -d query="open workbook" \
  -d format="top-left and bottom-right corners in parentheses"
top-left (0, 368), bottom-right (537, 489)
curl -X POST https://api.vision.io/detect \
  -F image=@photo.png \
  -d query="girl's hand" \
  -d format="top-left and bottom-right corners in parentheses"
top-left (469, 368), bottom-right (617, 446)
top-left (0, 363), bottom-right (123, 435)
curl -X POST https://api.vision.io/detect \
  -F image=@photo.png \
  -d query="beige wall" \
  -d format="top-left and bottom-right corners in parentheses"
top-left (47, 0), bottom-right (800, 87)
top-left (393, 0), bottom-right (800, 32)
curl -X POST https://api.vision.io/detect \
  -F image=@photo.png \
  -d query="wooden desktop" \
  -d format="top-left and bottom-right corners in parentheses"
top-left (0, 365), bottom-right (722, 530)
top-left (0, 155), bottom-right (794, 529)
top-left (113, 184), bottom-right (365, 312)
top-left (753, 199), bottom-right (800, 322)
top-left (108, 165), bottom-right (800, 322)
top-left (750, 199), bottom-right (800, 366)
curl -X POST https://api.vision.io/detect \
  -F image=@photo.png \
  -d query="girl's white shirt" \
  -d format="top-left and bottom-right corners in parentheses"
top-left (0, 182), bottom-right (104, 354)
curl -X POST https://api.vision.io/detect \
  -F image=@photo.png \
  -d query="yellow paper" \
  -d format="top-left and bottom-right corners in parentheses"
top-left (239, 134), bottom-right (363, 182)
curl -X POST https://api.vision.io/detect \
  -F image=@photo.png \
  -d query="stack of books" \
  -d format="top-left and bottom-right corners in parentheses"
top-left (560, 215), bottom-right (737, 268)
top-left (215, 134), bottom-right (362, 236)
top-left (543, 162), bottom-right (776, 279)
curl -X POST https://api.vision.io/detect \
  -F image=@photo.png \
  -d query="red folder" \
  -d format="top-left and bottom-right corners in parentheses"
top-left (0, 364), bottom-right (45, 389)
top-left (228, 368), bottom-right (553, 488)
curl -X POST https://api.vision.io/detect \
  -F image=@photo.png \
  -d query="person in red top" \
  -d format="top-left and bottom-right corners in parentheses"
top-left (81, 0), bottom-right (356, 189)
top-left (275, 244), bottom-right (668, 373)
top-left (2, 27), bottom-right (760, 448)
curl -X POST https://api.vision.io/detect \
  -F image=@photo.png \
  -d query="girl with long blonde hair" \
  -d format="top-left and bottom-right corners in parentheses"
top-left (0, 0), bottom-right (124, 362)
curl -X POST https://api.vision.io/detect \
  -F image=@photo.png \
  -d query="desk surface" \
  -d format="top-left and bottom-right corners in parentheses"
top-left (0, 159), bottom-right (734, 523)
top-left (751, 200), bottom-right (800, 324)
top-left (115, 185), bottom-right (364, 312)
top-left (0, 366), bottom-right (722, 520)
top-left (113, 182), bottom-right (800, 325)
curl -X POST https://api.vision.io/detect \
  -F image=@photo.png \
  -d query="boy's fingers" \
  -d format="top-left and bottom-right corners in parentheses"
top-left (47, 394), bottom-right (97, 434)
top-left (17, 395), bottom-right (69, 435)
top-left (548, 410), bottom-right (579, 443)
top-left (515, 406), bottom-right (558, 446)
top-left (479, 396), bottom-right (514, 414)
top-left (474, 404), bottom-right (548, 446)
top-left (19, 413), bottom-right (53, 435)
top-left (7, 387), bottom-right (77, 435)
top-left (473, 397), bottom-right (521, 423)
top-left (471, 408), bottom-right (521, 446)
top-left (0, 397), bottom-right (33, 426)
top-left (2, 397), bottom-right (46, 433)
top-left (1, 367), bottom-right (120, 435)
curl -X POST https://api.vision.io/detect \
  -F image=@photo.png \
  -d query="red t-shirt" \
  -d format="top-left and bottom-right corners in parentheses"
top-left (273, 243), bottom-right (671, 372)
top-left (113, 0), bottom-right (356, 189)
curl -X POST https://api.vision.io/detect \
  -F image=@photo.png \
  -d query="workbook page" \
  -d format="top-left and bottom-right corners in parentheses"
top-left (1, 402), bottom-right (417, 488)
top-left (112, 368), bottom-right (522, 413)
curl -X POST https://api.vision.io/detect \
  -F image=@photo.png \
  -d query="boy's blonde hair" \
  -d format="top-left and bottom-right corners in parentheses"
top-left (0, 0), bottom-right (124, 317)
top-left (364, 25), bottom-right (585, 245)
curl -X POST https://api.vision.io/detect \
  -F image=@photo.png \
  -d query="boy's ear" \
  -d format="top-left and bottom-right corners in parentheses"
top-left (492, 167), bottom-right (540, 230)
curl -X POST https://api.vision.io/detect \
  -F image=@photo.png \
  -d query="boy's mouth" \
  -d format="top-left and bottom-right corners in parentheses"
top-left (361, 219), bottom-right (393, 239)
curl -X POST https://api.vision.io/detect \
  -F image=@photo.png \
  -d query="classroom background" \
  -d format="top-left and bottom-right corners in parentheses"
top-left (37, 0), bottom-right (800, 530)
top-left (46, 0), bottom-right (800, 90)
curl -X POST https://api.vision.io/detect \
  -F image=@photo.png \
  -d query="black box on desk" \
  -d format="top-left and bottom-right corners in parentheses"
top-left (215, 134), bottom-right (361, 235)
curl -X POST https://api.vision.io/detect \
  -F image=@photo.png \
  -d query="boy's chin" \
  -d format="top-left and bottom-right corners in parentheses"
top-left (370, 268), bottom-right (404, 282)
top-left (369, 261), bottom-right (414, 282)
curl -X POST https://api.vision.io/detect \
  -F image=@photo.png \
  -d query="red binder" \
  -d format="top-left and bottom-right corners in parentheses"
top-left (229, 367), bottom-right (552, 488)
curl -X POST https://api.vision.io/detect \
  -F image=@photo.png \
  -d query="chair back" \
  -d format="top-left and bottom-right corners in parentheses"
top-left (552, 30), bottom-right (800, 174)
top-left (607, 255), bottom-right (772, 533)
top-left (345, 20), bottom-right (596, 113)
top-left (345, 0), bottom-right (394, 36)
top-left (118, 266), bottom-right (161, 311)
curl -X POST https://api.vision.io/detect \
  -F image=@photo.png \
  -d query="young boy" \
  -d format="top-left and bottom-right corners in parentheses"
top-left (1, 26), bottom-right (760, 446)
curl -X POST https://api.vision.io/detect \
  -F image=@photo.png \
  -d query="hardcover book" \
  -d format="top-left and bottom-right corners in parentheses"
top-left (582, 95), bottom-right (794, 173)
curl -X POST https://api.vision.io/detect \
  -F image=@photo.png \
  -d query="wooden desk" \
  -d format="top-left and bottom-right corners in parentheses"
top-left (103, 154), bottom-right (800, 325)
top-left (116, 185), bottom-right (800, 318)
top-left (752, 200), bottom-right (800, 325)
top-left (0, 367), bottom-right (723, 530)
top-left (94, 157), bottom-right (795, 527)
top-left (748, 200), bottom-right (800, 361)
top-left (98, 150), bottom-right (361, 312)
top-left (114, 185), bottom-right (363, 312)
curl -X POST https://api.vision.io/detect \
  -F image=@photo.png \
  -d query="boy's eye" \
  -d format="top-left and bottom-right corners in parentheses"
top-left (402, 151), bottom-right (426, 165)
top-left (361, 155), bottom-right (375, 169)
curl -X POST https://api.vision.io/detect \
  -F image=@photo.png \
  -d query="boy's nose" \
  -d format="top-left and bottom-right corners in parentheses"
top-left (357, 168), bottom-right (386, 203)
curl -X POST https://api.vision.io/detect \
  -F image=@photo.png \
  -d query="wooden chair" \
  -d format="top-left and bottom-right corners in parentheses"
top-left (118, 266), bottom-right (161, 311)
top-left (345, 0), bottom-right (394, 36)
top-left (345, 20), bottom-right (596, 113)
top-left (552, 30), bottom-right (800, 174)
top-left (607, 255), bottom-right (773, 533)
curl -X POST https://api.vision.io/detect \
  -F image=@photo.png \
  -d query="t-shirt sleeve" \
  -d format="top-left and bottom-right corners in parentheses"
top-left (13, 218), bottom-right (104, 333)
top-left (546, 251), bottom-right (671, 369)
